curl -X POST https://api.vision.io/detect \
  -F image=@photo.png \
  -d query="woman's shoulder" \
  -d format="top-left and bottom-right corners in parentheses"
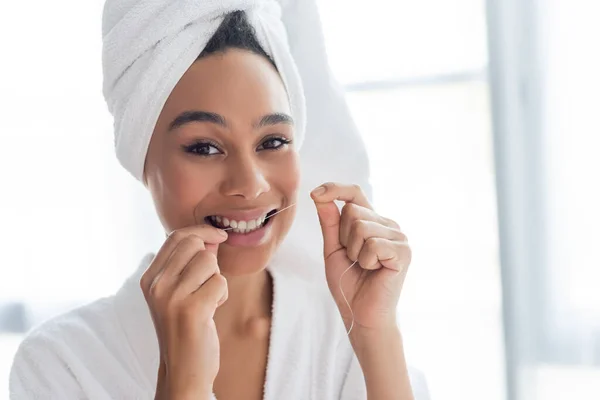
top-left (18, 295), bottom-right (117, 350)
top-left (10, 253), bottom-right (162, 399)
top-left (17, 253), bottom-right (155, 351)
top-left (8, 295), bottom-right (128, 398)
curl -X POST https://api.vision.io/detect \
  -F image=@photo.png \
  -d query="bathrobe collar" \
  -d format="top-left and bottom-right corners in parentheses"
top-left (112, 251), bottom-right (311, 398)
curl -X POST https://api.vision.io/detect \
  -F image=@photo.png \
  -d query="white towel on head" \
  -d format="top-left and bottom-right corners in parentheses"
top-left (101, 0), bottom-right (307, 183)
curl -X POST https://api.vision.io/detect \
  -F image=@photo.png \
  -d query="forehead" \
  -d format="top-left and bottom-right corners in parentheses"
top-left (164, 49), bottom-right (291, 121)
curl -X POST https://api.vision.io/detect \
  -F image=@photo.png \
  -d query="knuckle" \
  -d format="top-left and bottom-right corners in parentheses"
top-left (192, 250), bottom-right (218, 267)
top-left (185, 234), bottom-right (206, 249)
top-left (385, 217), bottom-right (401, 230)
top-left (215, 273), bottom-right (228, 288)
top-left (148, 280), bottom-right (165, 299)
top-left (398, 232), bottom-right (408, 242)
top-left (204, 274), bottom-right (227, 299)
top-left (365, 237), bottom-right (379, 250)
top-left (221, 285), bottom-right (229, 303)
top-left (397, 239), bottom-right (411, 252)
top-left (342, 202), bottom-right (359, 217)
top-left (139, 275), bottom-right (149, 293)
top-left (357, 251), bottom-right (370, 267)
top-left (167, 229), bottom-right (186, 244)
top-left (190, 249), bottom-right (208, 263)
top-left (341, 202), bottom-right (352, 214)
top-left (352, 219), bottom-right (369, 236)
top-left (178, 233), bottom-right (202, 245)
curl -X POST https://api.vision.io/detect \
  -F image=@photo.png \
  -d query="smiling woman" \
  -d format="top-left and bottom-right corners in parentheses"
top-left (8, 2), bottom-right (425, 400)
top-left (143, 24), bottom-right (301, 278)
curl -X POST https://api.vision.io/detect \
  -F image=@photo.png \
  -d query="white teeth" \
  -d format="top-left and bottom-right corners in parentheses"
top-left (210, 211), bottom-right (274, 233)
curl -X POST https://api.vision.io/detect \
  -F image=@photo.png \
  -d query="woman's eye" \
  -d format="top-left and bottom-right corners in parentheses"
top-left (184, 142), bottom-right (221, 156)
top-left (259, 137), bottom-right (290, 150)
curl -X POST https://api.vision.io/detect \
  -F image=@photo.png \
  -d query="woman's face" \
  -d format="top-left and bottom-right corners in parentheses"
top-left (143, 49), bottom-right (300, 276)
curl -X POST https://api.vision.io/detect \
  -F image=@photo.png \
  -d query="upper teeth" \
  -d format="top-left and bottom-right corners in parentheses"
top-left (210, 214), bottom-right (269, 233)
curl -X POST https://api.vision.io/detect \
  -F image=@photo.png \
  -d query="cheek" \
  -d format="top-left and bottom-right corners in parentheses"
top-left (271, 151), bottom-right (301, 198)
top-left (150, 155), bottom-right (217, 230)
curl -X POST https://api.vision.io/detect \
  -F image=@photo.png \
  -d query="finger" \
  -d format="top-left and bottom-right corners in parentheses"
top-left (339, 203), bottom-right (401, 247)
top-left (159, 235), bottom-right (207, 281)
top-left (310, 182), bottom-right (371, 260)
top-left (192, 273), bottom-right (229, 316)
top-left (357, 237), bottom-right (410, 272)
top-left (346, 220), bottom-right (407, 262)
top-left (174, 251), bottom-right (220, 297)
top-left (144, 235), bottom-right (208, 299)
top-left (310, 182), bottom-right (372, 209)
top-left (141, 224), bottom-right (227, 293)
top-left (311, 196), bottom-right (343, 260)
top-left (156, 224), bottom-right (227, 271)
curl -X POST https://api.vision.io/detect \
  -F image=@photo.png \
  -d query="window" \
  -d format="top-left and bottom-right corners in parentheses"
top-left (316, 1), bottom-right (504, 399)
top-left (487, 0), bottom-right (600, 399)
top-left (0, 1), bottom-right (164, 394)
top-left (541, 0), bottom-right (600, 367)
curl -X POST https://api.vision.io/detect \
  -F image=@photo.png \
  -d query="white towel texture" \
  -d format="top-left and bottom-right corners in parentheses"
top-left (102, 0), bottom-right (307, 182)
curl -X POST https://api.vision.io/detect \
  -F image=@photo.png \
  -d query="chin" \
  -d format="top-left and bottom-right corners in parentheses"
top-left (216, 246), bottom-right (273, 276)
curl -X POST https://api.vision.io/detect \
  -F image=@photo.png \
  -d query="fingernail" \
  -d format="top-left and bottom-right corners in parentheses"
top-left (311, 185), bottom-right (327, 196)
top-left (218, 229), bottom-right (228, 237)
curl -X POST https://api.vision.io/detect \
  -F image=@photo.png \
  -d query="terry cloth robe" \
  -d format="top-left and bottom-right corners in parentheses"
top-left (9, 252), bottom-right (430, 399)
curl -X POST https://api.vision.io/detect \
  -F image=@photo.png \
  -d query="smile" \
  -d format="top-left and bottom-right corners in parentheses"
top-left (206, 209), bottom-right (278, 234)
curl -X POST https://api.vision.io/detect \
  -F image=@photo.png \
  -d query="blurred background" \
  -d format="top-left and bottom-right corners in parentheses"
top-left (1, 0), bottom-right (599, 399)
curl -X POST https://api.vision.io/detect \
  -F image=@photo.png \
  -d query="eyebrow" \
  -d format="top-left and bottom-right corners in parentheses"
top-left (254, 113), bottom-right (294, 129)
top-left (168, 111), bottom-right (226, 131)
top-left (168, 110), bottom-right (294, 132)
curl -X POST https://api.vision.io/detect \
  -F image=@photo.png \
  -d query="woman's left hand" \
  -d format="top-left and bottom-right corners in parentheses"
top-left (311, 182), bottom-right (411, 333)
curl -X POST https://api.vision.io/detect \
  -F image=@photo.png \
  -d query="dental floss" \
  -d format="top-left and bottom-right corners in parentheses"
top-left (215, 201), bottom-right (358, 336)
top-left (339, 260), bottom-right (357, 336)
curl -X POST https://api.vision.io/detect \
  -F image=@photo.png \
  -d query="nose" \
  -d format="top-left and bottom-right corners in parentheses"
top-left (220, 155), bottom-right (270, 200)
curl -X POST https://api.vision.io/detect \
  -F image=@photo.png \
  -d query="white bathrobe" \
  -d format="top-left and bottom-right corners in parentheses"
top-left (9, 252), bottom-right (430, 399)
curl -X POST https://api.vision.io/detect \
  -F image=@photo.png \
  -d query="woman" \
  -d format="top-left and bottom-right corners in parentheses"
top-left (10, 3), bottom-right (423, 400)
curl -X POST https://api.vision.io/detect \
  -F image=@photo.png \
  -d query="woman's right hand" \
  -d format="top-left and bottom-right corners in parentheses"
top-left (140, 225), bottom-right (229, 399)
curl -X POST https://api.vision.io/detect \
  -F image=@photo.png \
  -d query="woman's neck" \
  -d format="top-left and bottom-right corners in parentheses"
top-left (214, 268), bottom-right (273, 339)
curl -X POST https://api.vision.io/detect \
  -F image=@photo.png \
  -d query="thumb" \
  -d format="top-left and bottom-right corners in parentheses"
top-left (312, 195), bottom-right (343, 259)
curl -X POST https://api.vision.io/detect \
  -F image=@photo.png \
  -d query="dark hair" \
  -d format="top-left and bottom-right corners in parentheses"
top-left (198, 11), bottom-right (277, 69)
